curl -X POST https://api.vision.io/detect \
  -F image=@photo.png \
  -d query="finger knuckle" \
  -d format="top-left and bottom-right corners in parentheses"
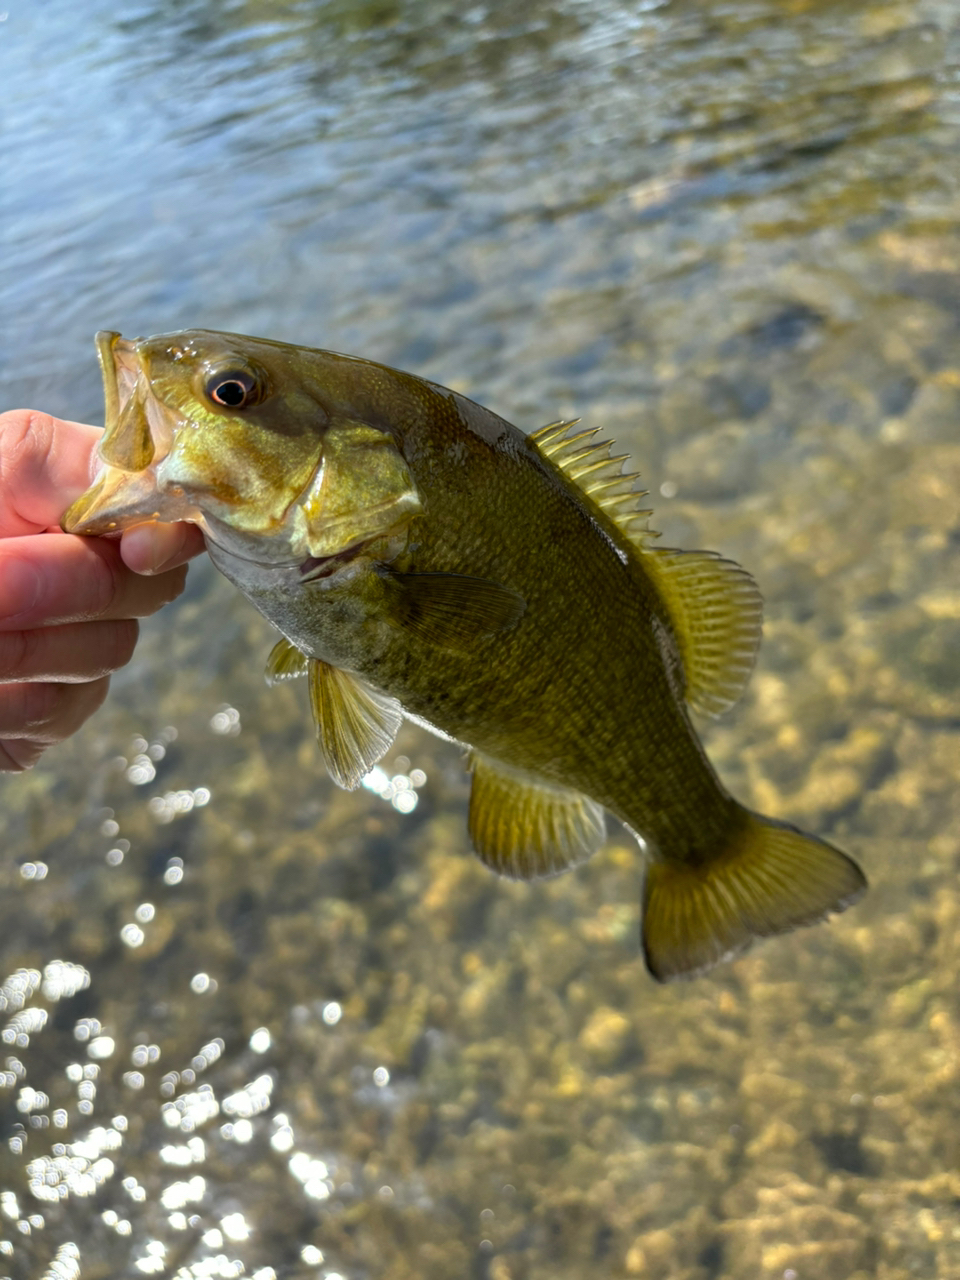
top-left (0, 739), bottom-right (45, 771)
top-left (0, 412), bottom-right (56, 494)
top-left (15, 679), bottom-right (110, 741)
top-left (130, 563), bottom-right (188, 618)
top-left (81, 677), bottom-right (111, 721)
top-left (0, 631), bottom-right (32, 681)
top-left (0, 682), bottom-right (64, 736)
top-left (159, 565), bottom-right (189, 606)
top-left (88, 542), bottom-right (124, 617)
top-left (104, 620), bottom-right (139, 672)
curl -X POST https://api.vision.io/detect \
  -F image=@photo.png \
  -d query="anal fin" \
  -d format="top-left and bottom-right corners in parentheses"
top-left (309, 659), bottom-right (403, 790)
top-left (468, 753), bottom-right (605, 879)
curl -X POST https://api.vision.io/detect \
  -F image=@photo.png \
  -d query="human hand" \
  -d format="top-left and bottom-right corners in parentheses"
top-left (0, 410), bottom-right (206, 771)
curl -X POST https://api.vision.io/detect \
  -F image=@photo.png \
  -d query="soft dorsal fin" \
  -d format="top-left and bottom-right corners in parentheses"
top-left (308, 659), bottom-right (403, 790)
top-left (529, 419), bottom-right (762, 716)
top-left (468, 752), bottom-right (605, 879)
top-left (264, 637), bottom-right (310, 686)
top-left (642, 548), bottom-right (762, 717)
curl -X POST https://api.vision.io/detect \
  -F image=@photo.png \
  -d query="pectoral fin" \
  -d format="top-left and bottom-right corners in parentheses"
top-left (308, 659), bottom-right (403, 790)
top-left (468, 753), bottom-right (605, 879)
top-left (380, 568), bottom-right (525, 651)
top-left (264, 637), bottom-right (310, 686)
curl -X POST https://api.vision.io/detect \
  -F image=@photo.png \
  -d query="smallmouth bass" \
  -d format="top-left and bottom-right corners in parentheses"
top-left (62, 329), bottom-right (866, 980)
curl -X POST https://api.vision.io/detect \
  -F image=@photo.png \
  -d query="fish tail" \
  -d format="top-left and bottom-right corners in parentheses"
top-left (641, 810), bottom-right (867, 982)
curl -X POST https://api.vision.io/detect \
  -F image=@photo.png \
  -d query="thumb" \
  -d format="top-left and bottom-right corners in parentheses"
top-left (120, 521), bottom-right (207, 575)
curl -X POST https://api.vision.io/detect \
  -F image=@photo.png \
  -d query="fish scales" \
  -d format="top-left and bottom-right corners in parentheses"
top-left (216, 367), bottom-right (726, 842)
top-left (62, 329), bottom-right (867, 980)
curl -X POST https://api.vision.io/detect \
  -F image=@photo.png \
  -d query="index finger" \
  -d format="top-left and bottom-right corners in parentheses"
top-left (0, 411), bottom-right (103, 537)
top-left (0, 532), bottom-right (188, 629)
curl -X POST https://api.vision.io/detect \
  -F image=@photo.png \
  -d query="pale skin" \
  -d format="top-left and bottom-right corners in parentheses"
top-left (0, 410), bottom-right (205, 771)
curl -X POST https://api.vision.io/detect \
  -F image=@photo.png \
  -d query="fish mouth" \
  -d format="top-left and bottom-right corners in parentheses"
top-left (62, 331), bottom-right (199, 537)
top-left (94, 330), bottom-right (181, 474)
top-left (62, 329), bottom-right (422, 569)
top-left (97, 332), bottom-right (141, 450)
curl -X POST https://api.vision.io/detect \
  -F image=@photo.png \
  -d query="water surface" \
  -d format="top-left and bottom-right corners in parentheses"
top-left (2, 1), bottom-right (960, 1277)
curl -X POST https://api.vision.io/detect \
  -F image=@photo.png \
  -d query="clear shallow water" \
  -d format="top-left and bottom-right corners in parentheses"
top-left (2, 1), bottom-right (960, 1277)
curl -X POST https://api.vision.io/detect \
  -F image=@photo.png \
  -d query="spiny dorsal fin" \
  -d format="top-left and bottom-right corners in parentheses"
top-left (264, 637), bottom-right (310, 686)
top-left (529, 419), bottom-right (761, 716)
top-left (308, 659), bottom-right (403, 790)
top-left (468, 752), bottom-right (605, 879)
top-left (529, 418), bottom-right (658, 548)
top-left (643, 549), bottom-right (763, 718)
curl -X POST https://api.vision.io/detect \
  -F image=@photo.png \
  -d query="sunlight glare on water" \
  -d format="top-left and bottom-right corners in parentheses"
top-left (1, 0), bottom-right (960, 1276)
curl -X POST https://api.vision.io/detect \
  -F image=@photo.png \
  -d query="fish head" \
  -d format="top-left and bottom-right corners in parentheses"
top-left (61, 329), bottom-right (422, 566)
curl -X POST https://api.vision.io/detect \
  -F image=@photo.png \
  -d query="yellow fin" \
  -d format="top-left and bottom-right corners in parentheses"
top-left (380, 568), bottom-right (525, 652)
top-left (308, 659), bottom-right (402, 790)
top-left (641, 813), bottom-right (867, 982)
top-left (530, 419), bottom-right (760, 715)
top-left (529, 419), bottom-right (656, 545)
top-left (468, 753), bottom-right (605, 879)
top-left (644, 548), bottom-right (763, 717)
top-left (264, 638), bottom-right (310, 686)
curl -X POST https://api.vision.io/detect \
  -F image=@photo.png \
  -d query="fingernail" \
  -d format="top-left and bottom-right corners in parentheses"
top-left (2, 557), bottom-right (42, 617)
top-left (121, 524), bottom-right (166, 575)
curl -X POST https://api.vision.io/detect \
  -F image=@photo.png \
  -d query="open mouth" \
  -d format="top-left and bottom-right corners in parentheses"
top-left (62, 332), bottom-right (210, 538)
top-left (61, 334), bottom-right (190, 537)
top-left (96, 331), bottom-right (184, 474)
top-left (97, 331), bottom-right (141, 432)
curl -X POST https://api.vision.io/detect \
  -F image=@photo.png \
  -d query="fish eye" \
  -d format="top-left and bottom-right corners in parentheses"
top-left (205, 370), bottom-right (260, 409)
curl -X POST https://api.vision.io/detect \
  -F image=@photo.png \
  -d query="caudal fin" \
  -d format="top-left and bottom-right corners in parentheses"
top-left (641, 813), bottom-right (866, 982)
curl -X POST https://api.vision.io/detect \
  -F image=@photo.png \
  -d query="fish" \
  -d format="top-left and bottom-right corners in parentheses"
top-left (62, 329), bottom-right (867, 980)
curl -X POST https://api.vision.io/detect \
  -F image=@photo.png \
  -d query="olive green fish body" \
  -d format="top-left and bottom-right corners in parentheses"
top-left (62, 329), bottom-right (866, 979)
top-left (212, 378), bottom-right (734, 859)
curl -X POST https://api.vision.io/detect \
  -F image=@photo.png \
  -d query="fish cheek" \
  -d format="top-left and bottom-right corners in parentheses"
top-left (161, 420), bottom-right (323, 533)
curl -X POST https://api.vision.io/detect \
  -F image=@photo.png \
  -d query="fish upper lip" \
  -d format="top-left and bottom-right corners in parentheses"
top-left (97, 330), bottom-right (142, 428)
